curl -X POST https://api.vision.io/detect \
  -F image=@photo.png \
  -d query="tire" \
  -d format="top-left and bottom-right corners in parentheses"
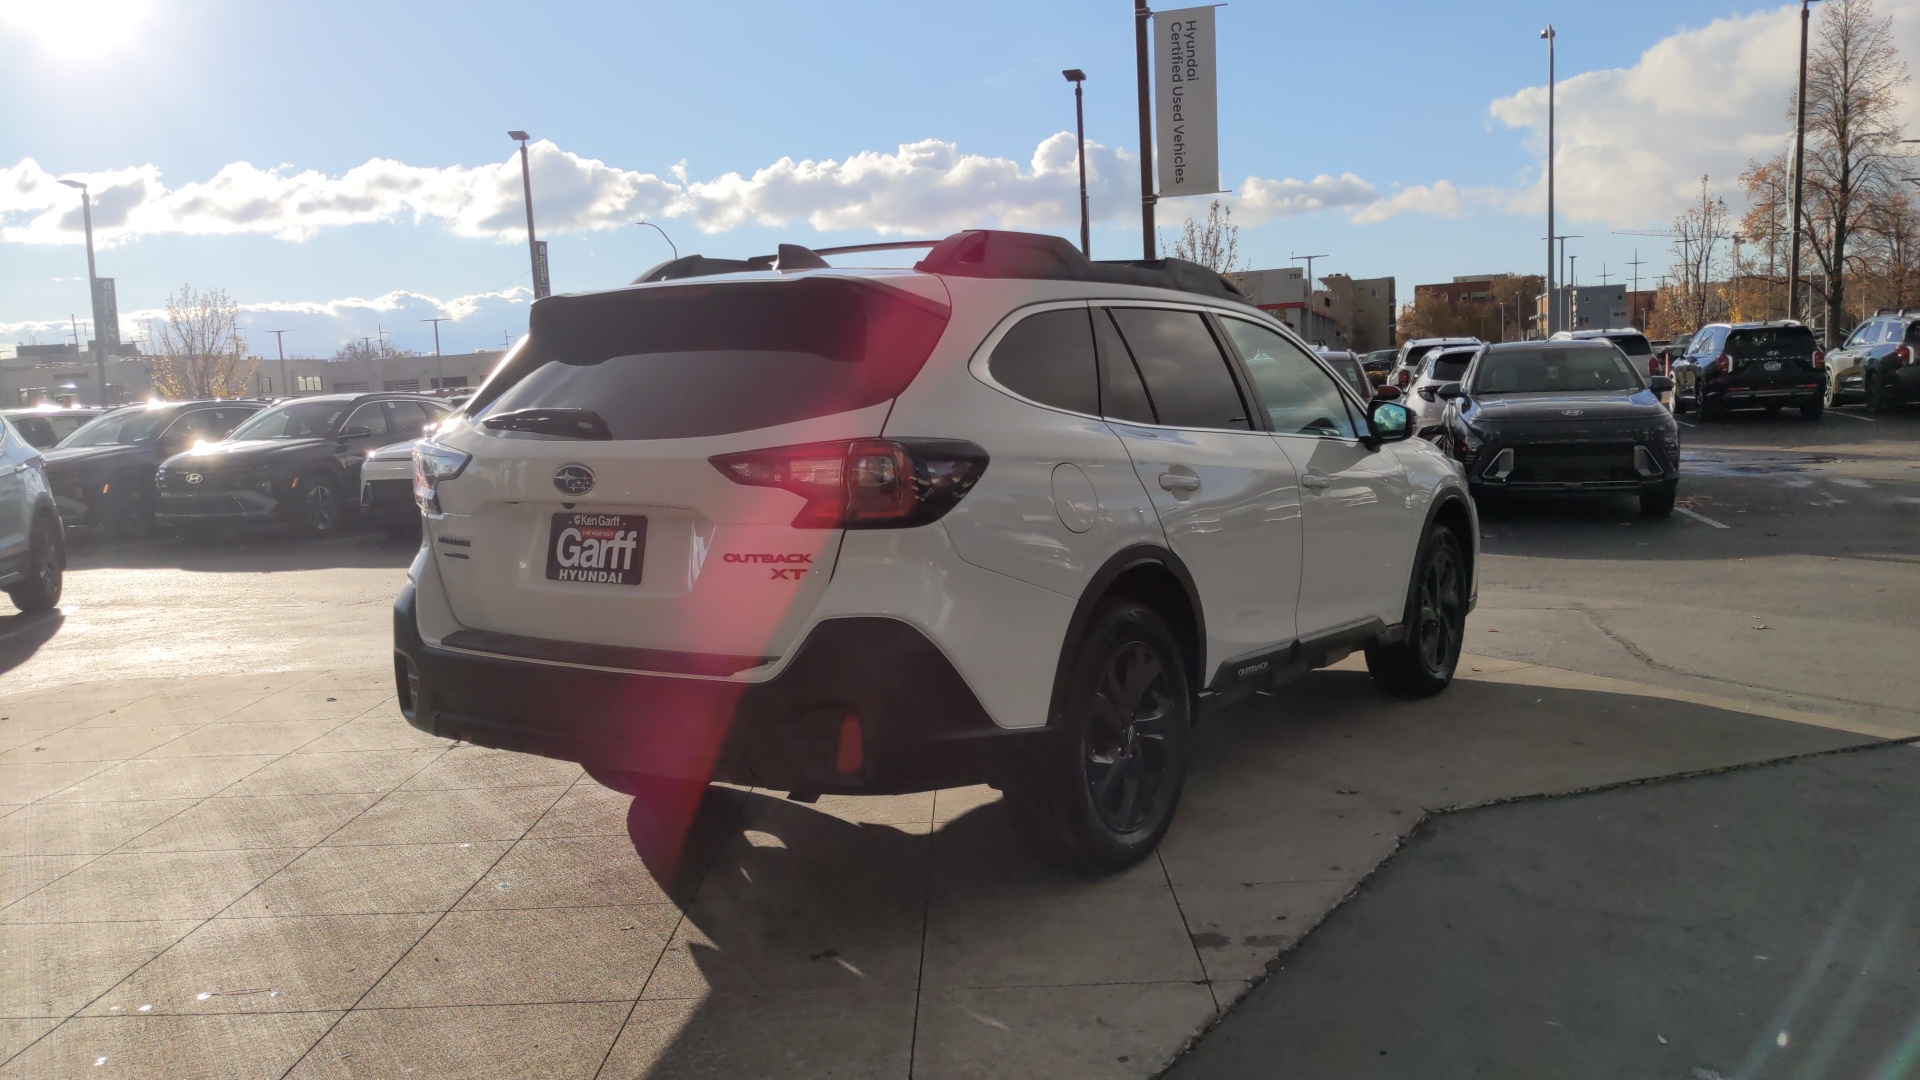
top-left (103, 483), bottom-right (156, 540)
top-left (1824, 369), bottom-right (1838, 408)
top-left (1800, 397), bottom-right (1825, 421)
top-left (1674, 395), bottom-right (1693, 416)
top-left (287, 473), bottom-right (343, 537)
top-left (1365, 524), bottom-right (1468, 699)
top-left (1008, 600), bottom-right (1192, 874)
top-left (1640, 484), bottom-right (1677, 518)
top-left (7, 515), bottom-right (63, 614)
top-left (1866, 372), bottom-right (1898, 414)
top-left (1696, 393), bottom-right (1721, 422)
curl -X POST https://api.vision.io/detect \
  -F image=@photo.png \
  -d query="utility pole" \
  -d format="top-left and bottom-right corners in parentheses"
top-left (509, 130), bottom-right (548, 298)
top-left (1134, 0), bottom-right (1156, 259)
top-left (1787, 0), bottom-right (1820, 324)
top-left (1541, 25), bottom-right (1558, 335)
top-left (266, 329), bottom-right (290, 397)
top-left (1569, 254), bottom-right (1580, 328)
top-left (56, 178), bottom-right (109, 405)
top-left (1290, 253), bottom-right (1329, 295)
top-left (1597, 264), bottom-right (1612, 286)
top-left (424, 317), bottom-right (449, 390)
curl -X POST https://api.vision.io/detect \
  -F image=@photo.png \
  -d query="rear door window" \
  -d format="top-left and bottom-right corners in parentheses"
top-left (343, 403), bottom-right (391, 438)
top-left (988, 308), bottom-right (1099, 415)
top-left (476, 278), bottom-right (951, 440)
top-left (1106, 308), bottom-right (1250, 430)
top-left (1092, 309), bottom-right (1157, 425)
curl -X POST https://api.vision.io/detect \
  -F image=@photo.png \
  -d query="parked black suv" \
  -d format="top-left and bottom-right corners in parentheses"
top-left (1826, 311), bottom-right (1919, 412)
top-left (155, 394), bottom-right (450, 536)
top-left (1671, 321), bottom-right (1825, 420)
top-left (43, 400), bottom-right (266, 537)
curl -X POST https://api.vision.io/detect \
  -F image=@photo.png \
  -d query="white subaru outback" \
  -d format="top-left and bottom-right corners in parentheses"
top-left (394, 230), bottom-right (1478, 872)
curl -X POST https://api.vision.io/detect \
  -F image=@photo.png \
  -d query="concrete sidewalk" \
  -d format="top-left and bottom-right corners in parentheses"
top-left (1167, 742), bottom-right (1920, 1080)
top-left (0, 656), bottom-right (1888, 1078)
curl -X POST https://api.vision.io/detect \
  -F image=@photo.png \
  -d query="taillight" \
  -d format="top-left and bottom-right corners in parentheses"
top-left (1649, 357), bottom-right (1661, 377)
top-left (1395, 368), bottom-right (1412, 389)
top-left (711, 438), bottom-right (989, 529)
top-left (1896, 345), bottom-right (1914, 367)
top-left (1711, 354), bottom-right (1733, 375)
top-left (1812, 350), bottom-right (1826, 370)
top-left (1416, 386), bottom-right (1437, 402)
top-left (412, 441), bottom-right (471, 512)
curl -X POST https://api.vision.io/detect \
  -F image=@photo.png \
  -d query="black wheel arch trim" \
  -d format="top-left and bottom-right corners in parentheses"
top-left (1052, 544), bottom-right (1206, 726)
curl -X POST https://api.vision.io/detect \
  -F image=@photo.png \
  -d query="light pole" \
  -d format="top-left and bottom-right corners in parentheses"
top-left (633, 220), bottom-right (678, 260)
top-left (1787, 0), bottom-right (1822, 324)
top-left (1063, 68), bottom-right (1090, 257)
top-left (423, 317), bottom-right (448, 390)
top-left (1541, 25), bottom-right (1557, 335)
top-left (1569, 254), bottom-right (1580, 328)
top-left (508, 130), bottom-right (547, 298)
top-left (56, 178), bottom-right (109, 405)
top-left (266, 329), bottom-right (290, 397)
top-left (1133, 0), bottom-right (1156, 259)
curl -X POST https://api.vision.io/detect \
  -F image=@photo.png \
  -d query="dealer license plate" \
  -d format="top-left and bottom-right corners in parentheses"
top-left (545, 512), bottom-right (647, 586)
top-left (1763, 360), bottom-right (1783, 371)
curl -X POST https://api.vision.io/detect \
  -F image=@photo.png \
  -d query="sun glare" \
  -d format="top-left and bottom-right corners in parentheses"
top-left (0, 0), bottom-right (152, 58)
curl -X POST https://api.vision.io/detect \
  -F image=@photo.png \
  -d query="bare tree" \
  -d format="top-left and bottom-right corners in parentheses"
top-left (151, 285), bottom-right (255, 399)
top-left (1166, 200), bottom-right (1246, 280)
top-left (1670, 176), bottom-right (1735, 330)
top-left (1794, 0), bottom-right (1911, 342)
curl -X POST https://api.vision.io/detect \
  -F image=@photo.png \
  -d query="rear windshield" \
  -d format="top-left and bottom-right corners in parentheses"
top-left (1471, 345), bottom-right (1645, 394)
top-left (1430, 352), bottom-right (1475, 381)
top-left (1604, 334), bottom-right (1652, 357)
top-left (474, 278), bottom-right (951, 440)
top-left (1726, 326), bottom-right (1816, 358)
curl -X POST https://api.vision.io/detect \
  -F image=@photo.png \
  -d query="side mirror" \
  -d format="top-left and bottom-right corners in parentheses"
top-left (1435, 382), bottom-right (1465, 400)
top-left (1368, 399), bottom-right (1413, 444)
top-left (340, 425), bottom-right (373, 438)
top-left (1648, 375), bottom-right (1675, 394)
top-left (1372, 384), bottom-right (1403, 402)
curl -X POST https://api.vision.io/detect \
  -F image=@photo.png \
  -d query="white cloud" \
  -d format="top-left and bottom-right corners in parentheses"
top-left (5, 135), bottom-right (1476, 249)
top-left (1350, 181), bottom-right (1506, 225)
top-left (1490, 0), bottom-right (1920, 227)
top-left (1, 287), bottom-right (532, 357)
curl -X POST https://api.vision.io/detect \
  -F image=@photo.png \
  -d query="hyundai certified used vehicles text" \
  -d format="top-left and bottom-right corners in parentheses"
top-left (393, 229), bottom-right (1479, 873)
top-left (0, 416), bottom-right (63, 613)
top-left (43, 400), bottom-right (266, 537)
top-left (1436, 339), bottom-right (1680, 517)
top-left (1671, 321), bottom-right (1825, 420)
top-left (1825, 310), bottom-right (1919, 412)
top-left (156, 393), bottom-right (451, 536)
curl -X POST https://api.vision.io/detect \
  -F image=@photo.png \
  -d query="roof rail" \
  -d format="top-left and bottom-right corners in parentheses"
top-left (631, 229), bottom-right (1247, 302)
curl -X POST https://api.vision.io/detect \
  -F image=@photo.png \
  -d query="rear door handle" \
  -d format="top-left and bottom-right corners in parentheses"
top-left (1301, 475), bottom-right (1332, 490)
top-left (1158, 473), bottom-right (1201, 492)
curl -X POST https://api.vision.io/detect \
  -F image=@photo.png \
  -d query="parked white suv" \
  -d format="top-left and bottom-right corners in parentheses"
top-left (1406, 344), bottom-right (1483, 436)
top-left (394, 230), bottom-right (1479, 872)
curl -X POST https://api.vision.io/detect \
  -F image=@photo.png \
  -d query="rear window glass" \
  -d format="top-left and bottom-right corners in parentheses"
top-left (1906, 321), bottom-right (1920, 344)
top-left (989, 308), bottom-right (1099, 415)
top-left (1430, 353), bottom-right (1474, 381)
top-left (1606, 334), bottom-right (1653, 357)
top-left (476, 278), bottom-right (951, 440)
top-left (1108, 308), bottom-right (1250, 429)
top-left (1726, 326), bottom-right (1816, 358)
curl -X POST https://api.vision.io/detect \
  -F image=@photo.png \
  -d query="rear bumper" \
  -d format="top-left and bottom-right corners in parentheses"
top-left (391, 583), bottom-right (1051, 795)
top-left (360, 478), bottom-right (417, 523)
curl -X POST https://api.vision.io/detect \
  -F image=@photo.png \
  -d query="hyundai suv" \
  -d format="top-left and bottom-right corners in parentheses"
top-left (393, 230), bottom-right (1478, 873)
top-left (1826, 311), bottom-right (1919, 412)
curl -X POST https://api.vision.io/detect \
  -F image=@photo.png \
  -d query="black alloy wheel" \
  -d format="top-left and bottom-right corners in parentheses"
top-left (7, 516), bottom-right (63, 614)
top-left (1867, 372), bottom-right (1898, 415)
top-left (1366, 525), bottom-right (1468, 698)
top-left (292, 475), bottom-right (341, 536)
top-left (1011, 599), bottom-right (1191, 874)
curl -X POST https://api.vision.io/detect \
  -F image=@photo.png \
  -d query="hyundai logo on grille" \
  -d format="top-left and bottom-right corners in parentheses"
top-left (553, 464), bottom-right (595, 496)
top-left (184, 473), bottom-right (203, 485)
top-left (1560, 409), bottom-right (1584, 417)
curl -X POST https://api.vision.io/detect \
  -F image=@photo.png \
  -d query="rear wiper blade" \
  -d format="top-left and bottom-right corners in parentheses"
top-left (481, 408), bottom-right (612, 440)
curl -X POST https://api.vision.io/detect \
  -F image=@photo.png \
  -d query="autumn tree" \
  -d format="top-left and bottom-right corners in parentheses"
top-left (1398, 275), bottom-right (1542, 343)
top-left (1166, 200), bottom-right (1248, 286)
top-left (1788, 0), bottom-right (1910, 342)
top-left (1670, 176), bottom-right (1736, 331)
top-left (150, 285), bottom-right (256, 399)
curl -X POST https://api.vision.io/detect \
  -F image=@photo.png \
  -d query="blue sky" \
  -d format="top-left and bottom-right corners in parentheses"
top-left (3, 0), bottom-right (1916, 356)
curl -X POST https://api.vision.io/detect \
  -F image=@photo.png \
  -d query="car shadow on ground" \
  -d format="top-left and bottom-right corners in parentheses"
top-left (0, 611), bottom-right (64, 676)
top-left (61, 524), bottom-right (421, 573)
top-left (605, 665), bottom-right (1887, 1076)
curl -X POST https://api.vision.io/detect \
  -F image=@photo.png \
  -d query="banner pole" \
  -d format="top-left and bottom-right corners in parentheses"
top-left (1134, 0), bottom-right (1156, 259)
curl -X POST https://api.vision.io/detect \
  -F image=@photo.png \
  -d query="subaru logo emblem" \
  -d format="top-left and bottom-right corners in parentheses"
top-left (185, 473), bottom-right (203, 485)
top-left (553, 464), bottom-right (595, 496)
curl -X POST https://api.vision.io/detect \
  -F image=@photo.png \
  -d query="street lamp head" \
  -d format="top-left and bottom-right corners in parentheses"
top-left (57, 178), bottom-right (87, 191)
top-left (507, 130), bottom-right (530, 143)
top-left (1540, 25), bottom-right (1554, 39)
top-left (1062, 68), bottom-right (1086, 83)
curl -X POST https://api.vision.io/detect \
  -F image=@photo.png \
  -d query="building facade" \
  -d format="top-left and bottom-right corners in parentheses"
top-left (1322, 275), bottom-right (1396, 352)
top-left (1237, 267), bottom-right (1351, 349)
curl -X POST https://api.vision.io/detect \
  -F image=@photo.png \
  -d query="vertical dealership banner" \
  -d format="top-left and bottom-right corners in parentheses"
top-left (1152, 5), bottom-right (1221, 198)
top-left (91, 278), bottom-right (121, 352)
top-left (533, 240), bottom-right (552, 299)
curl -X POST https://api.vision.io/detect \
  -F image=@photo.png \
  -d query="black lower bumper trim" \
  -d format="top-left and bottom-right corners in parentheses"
top-left (393, 585), bottom-right (1052, 795)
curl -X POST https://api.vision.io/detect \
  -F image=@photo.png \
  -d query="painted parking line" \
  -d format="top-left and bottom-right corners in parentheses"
top-left (1676, 506), bottom-right (1731, 529)
top-left (1831, 410), bottom-right (1876, 422)
top-left (1675, 419), bottom-right (1697, 428)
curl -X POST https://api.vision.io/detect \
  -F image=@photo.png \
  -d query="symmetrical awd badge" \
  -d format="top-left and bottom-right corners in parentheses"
top-left (553, 464), bottom-right (595, 496)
